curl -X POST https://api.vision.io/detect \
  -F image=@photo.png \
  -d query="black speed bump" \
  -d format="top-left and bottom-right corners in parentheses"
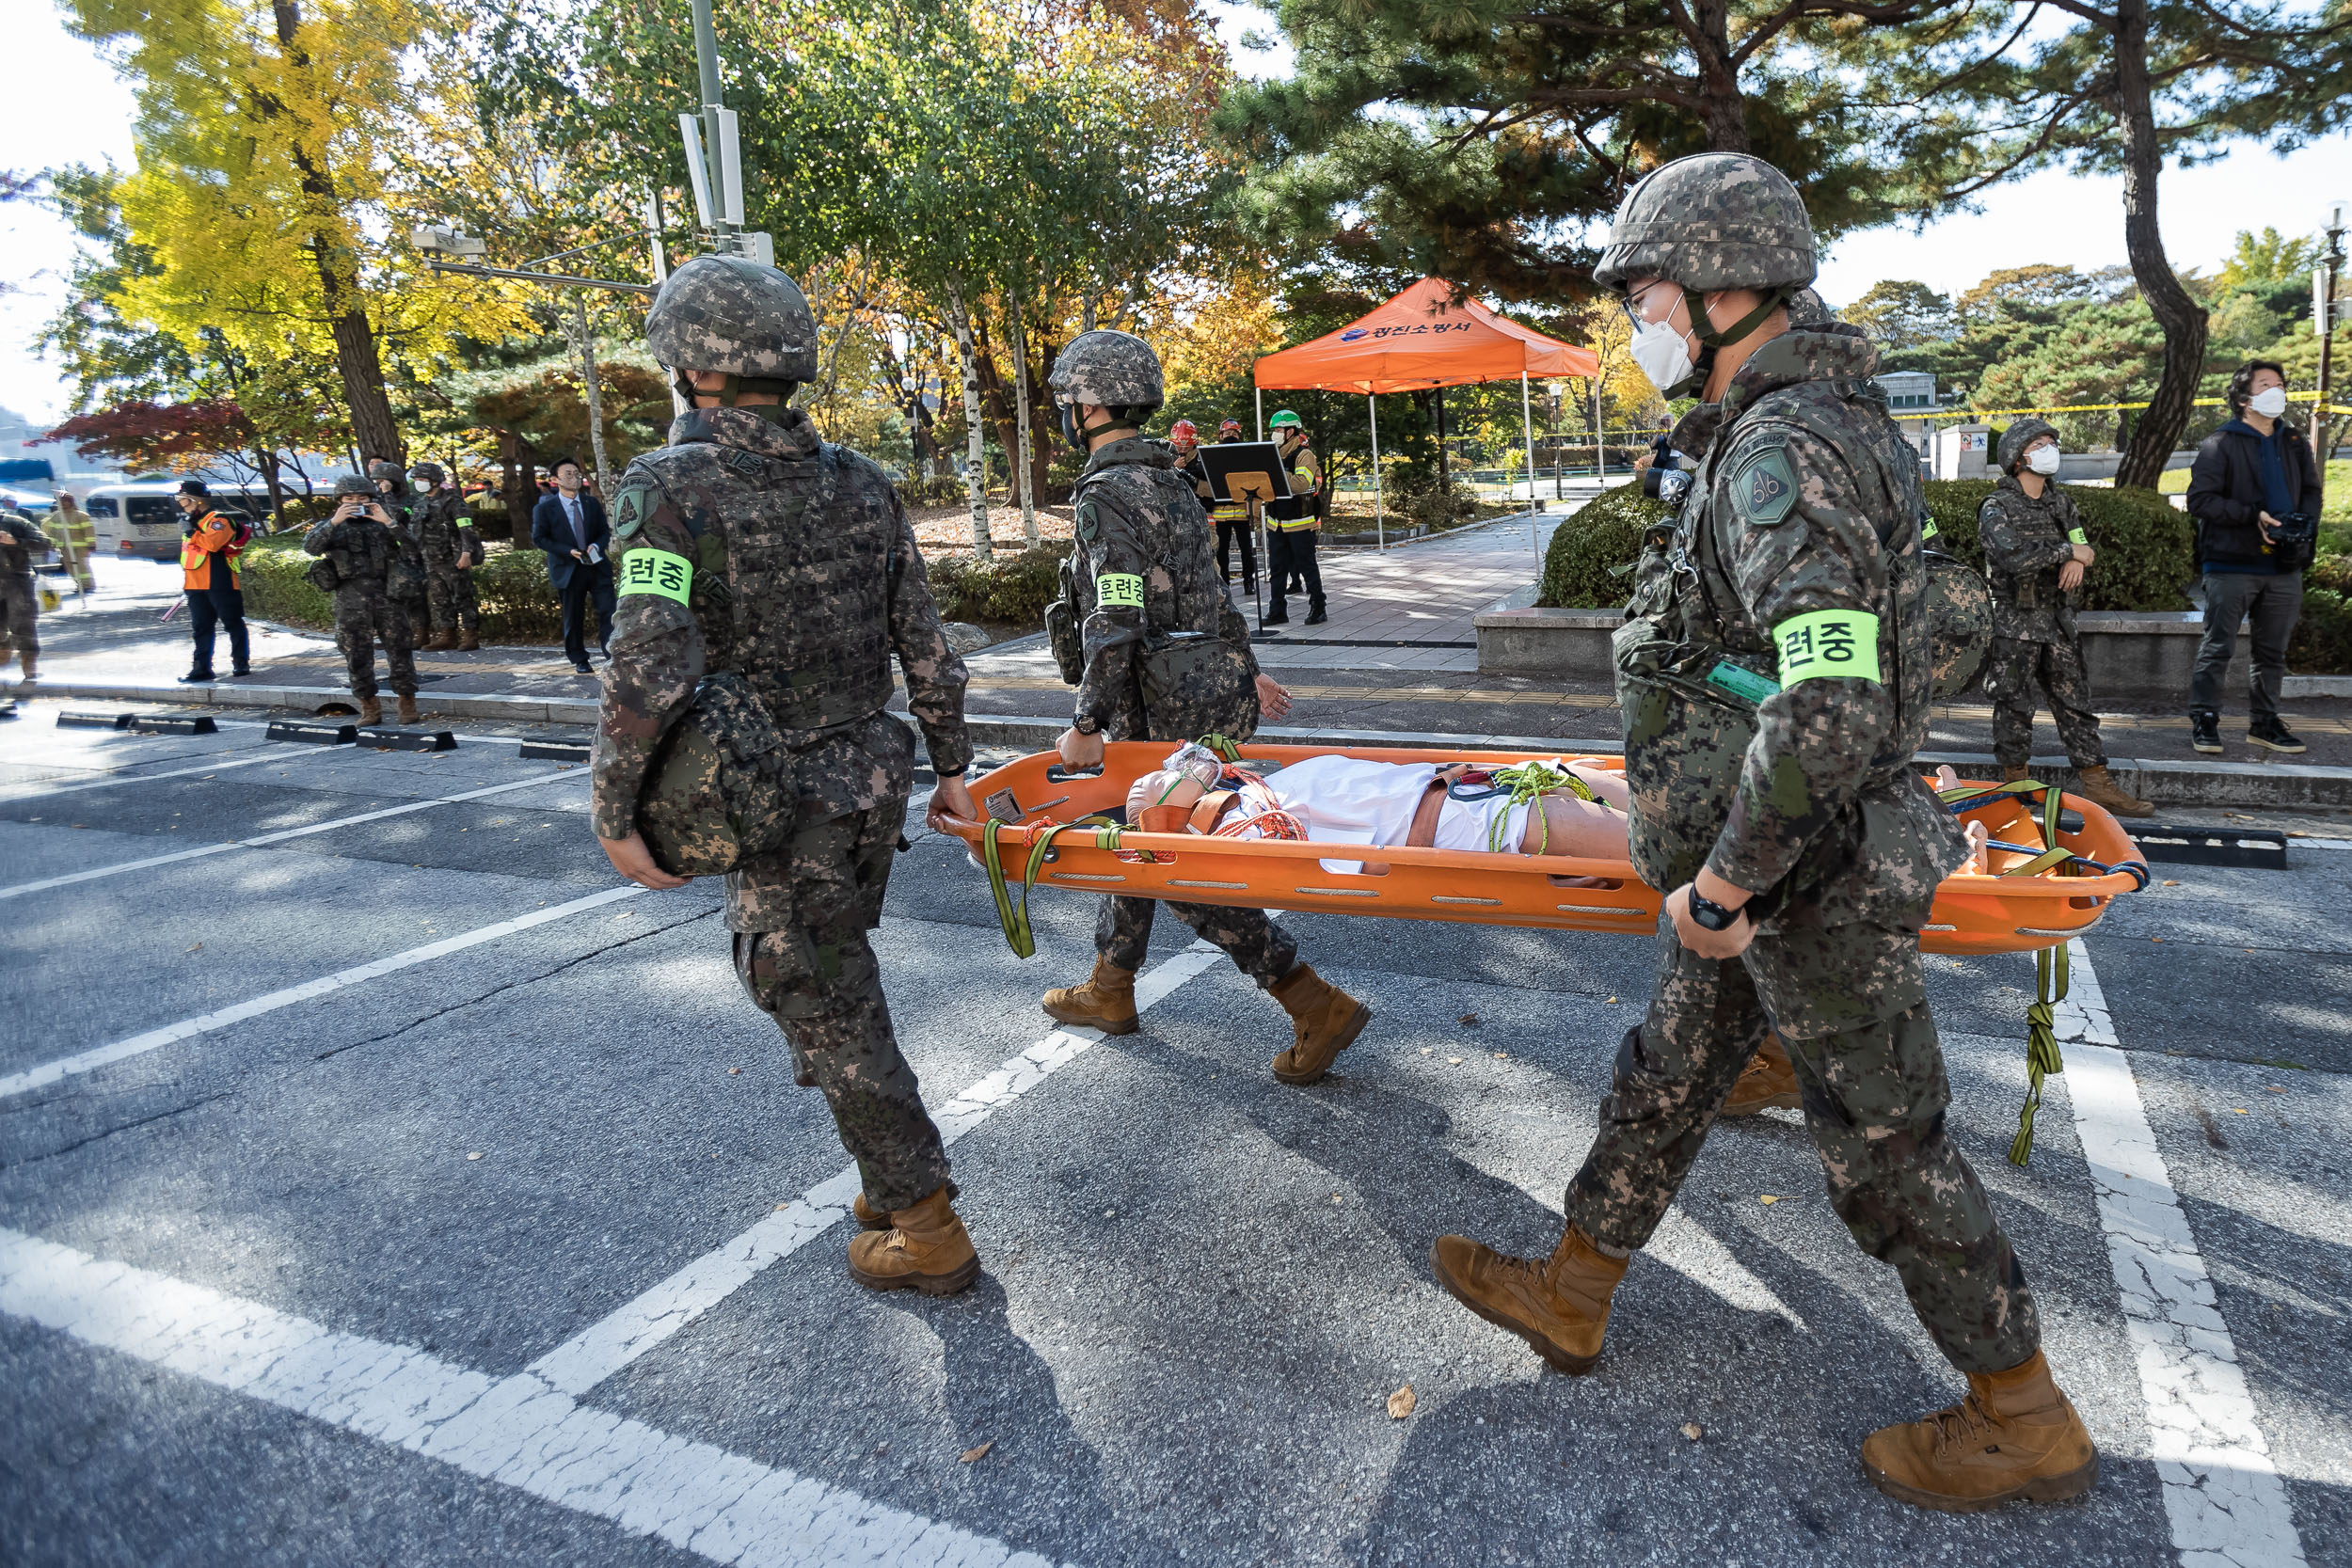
top-left (57, 711), bottom-right (135, 730)
top-left (519, 740), bottom-right (590, 763)
top-left (2134, 824), bottom-right (2289, 869)
top-left (356, 727), bottom-right (457, 752)
top-left (268, 719), bottom-right (358, 745)
top-left (128, 714), bottom-right (217, 736)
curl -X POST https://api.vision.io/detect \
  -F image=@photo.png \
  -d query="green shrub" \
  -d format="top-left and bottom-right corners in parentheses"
top-left (2290, 583), bottom-right (2352, 673)
top-left (896, 475), bottom-right (971, 509)
top-left (1387, 467), bottom-right (1480, 532)
top-left (1537, 477), bottom-right (2197, 612)
top-left (923, 541), bottom-right (1073, 628)
top-left (239, 539), bottom-right (563, 641)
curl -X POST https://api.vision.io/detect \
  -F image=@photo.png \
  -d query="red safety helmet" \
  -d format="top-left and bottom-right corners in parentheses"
top-left (1217, 419), bottom-right (1244, 437)
top-left (1168, 419), bottom-right (1200, 449)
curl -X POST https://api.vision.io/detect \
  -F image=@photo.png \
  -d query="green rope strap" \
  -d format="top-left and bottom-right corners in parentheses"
top-left (983, 817), bottom-right (1130, 958)
top-left (1198, 733), bottom-right (1244, 762)
top-left (2010, 940), bottom-right (2070, 1167)
top-left (1477, 761), bottom-right (1595, 853)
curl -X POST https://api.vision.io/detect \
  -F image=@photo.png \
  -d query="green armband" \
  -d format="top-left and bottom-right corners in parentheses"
top-left (617, 547), bottom-right (693, 603)
top-left (2067, 528), bottom-right (2087, 546)
top-left (1096, 572), bottom-right (1144, 610)
top-left (1772, 609), bottom-right (1881, 686)
top-left (1919, 517), bottom-right (1939, 541)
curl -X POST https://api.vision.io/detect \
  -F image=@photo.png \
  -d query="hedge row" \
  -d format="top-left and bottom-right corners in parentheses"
top-left (239, 542), bottom-right (565, 642)
top-left (925, 541), bottom-right (1073, 629)
top-left (1539, 478), bottom-right (2196, 615)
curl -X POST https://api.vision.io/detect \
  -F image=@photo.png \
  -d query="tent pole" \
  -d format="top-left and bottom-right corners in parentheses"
top-left (1368, 393), bottom-right (1383, 552)
top-left (1594, 378), bottom-right (1606, 481)
top-left (1254, 388), bottom-right (1263, 443)
top-left (1520, 370), bottom-right (1539, 567)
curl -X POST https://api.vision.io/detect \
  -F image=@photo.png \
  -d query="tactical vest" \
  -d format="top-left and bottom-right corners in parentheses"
top-left (1613, 377), bottom-right (1934, 893)
top-left (684, 437), bottom-right (898, 736)
top-left (311, 518), bottom-right (391, 596)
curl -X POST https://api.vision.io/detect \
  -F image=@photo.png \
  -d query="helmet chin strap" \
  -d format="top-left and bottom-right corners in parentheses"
top-left (1670, 285), bottom-right (1795, 399)
top-left (672, 371), bottom-right (802, 410)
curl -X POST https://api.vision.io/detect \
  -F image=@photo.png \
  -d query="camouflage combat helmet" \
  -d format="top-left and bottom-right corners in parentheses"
top-left (367, 460), bottom-right (407, 489)
top-left (408, 460), bottom-right (446, 485)
top-left (635, 673), bottom-right (797, 878)
top-left (1996, 419), bottom-right (2059, 475)
top-left (1924, 552), bottom-right (1994, 698)
top-left (1047, 330), bottom-right (1164, 410)
top-left (332, 474), bottom-right (376, 498)
top-left (1593, 153), bottom-right (1818, 294)
top-left (644, 255), bottom-right (819, 398)
top-left (1785, 287), bottom-right (1838, 330)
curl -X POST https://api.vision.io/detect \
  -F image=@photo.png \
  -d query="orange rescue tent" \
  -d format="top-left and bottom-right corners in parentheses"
top-left (1248, 277), bottom-right (1599, 553)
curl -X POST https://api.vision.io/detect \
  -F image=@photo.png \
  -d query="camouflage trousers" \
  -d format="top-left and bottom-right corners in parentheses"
top-left (0, 574), bottom-right (36, 657)
top-left (1986, 635), bottom-right (2105, 771)
top-left (1563, 908), bottom-right (2041, 1376)
top-left (733, 797), bottom-right (950, 1215)
top-left (332, 588), bottom-right (417, 699)
top-left (1097, 895), bottom-right (1298, 988)
top-left (426, 563), bottom-right (478, 633)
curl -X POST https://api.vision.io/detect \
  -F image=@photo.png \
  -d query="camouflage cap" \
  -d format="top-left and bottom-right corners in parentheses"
top-left (332, 475), bottom-right (377, 498)
top-left (1047, 330), bottom-right (1163, 408)
top-left (645, 256), bottom-right (819, 382)
top-left (408, 461), bottom-right (446, 484)
top-left (1996, 419), bottom-right (2059, 474)
top-left (1593, 153), bottom-right (1817, 294)
top-left (1786, 287), bottom-right (1839, 329)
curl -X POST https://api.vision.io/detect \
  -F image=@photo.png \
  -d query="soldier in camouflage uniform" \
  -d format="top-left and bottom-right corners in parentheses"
top-left (409, 461), bottom-right (483, 652)
top-left (370, 459), bottom-right (433, 638)
top-left (591, 256), bottom-right (986, 1296)
top-left (1979, 420), bottom-right (2153, 816)
top-left (1427, 154), bottom-right (2099, 1514)
top-left (1041, 330), bottom-right (1374, 1084)
top-left (304, 474), bottom-right (421, 727)
top-left (0, 505), bottom-right (50, 681)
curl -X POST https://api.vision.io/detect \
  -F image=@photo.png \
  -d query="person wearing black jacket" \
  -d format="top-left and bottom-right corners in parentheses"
top-left (2185, 360), bottom-right (2324, 754)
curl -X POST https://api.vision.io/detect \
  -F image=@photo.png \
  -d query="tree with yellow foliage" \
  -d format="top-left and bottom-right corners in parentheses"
top-left (63, 0), bottom-right (532, 465)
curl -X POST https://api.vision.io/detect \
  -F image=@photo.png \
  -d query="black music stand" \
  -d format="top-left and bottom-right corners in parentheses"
top-left (1198, 441), bottom-right (1291, 638)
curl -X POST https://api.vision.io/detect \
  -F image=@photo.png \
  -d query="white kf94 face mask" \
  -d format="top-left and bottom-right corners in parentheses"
top-left (2026, 445), bottom-right (2062, 476)
top-left (2248, 386), bottom-right (2289, 419)
top-left (1629, 315), bottom-right (1697, 397)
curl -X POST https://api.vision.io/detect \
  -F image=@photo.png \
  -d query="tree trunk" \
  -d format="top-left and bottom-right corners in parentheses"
top-left (1688, 0), bottom-right (1750, 152)
top-left (1009, 289), bottom-right (1039, 547)
top-left (567, 295), bottom-right (612, 494)
top-left (500, 430), bottom-right (536, 546)
top-left (252, 448), bottom-right (286, 524)
top-left (1436, 388), bottom-right (1451, 490)
top-left (2110, 0), bottom-right (2207, 491)
top-left (947, 281), bottom-right (995, 562)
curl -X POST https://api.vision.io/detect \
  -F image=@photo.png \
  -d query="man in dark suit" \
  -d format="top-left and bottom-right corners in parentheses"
top-left (530, 456), bottom-right (614, 673)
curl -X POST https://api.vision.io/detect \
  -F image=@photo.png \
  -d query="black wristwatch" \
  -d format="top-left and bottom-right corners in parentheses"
top-left (1072, 715), bottom-right (1102, 736)
top-left (1687, 888), bottom-right (1747, 931)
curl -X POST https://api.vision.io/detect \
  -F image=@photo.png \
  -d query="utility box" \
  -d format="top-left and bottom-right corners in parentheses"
top-left (1935, 423), bottom-right (1993, 482)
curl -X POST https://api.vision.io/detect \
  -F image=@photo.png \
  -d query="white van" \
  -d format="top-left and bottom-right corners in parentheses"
top-left (84, 483), bottom-right (270, 562)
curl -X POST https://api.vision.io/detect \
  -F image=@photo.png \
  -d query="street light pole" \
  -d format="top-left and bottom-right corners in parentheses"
top-left (2319, 199), bottom-right (2347, 465)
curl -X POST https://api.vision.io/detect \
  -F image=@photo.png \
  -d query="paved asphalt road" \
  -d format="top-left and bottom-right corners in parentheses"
top-left (1, 702), bottom-right (2345, 1567)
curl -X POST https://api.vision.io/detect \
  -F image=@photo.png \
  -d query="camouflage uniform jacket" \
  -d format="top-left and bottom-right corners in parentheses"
top-left (1660, 325), bottom-right (1963, 903)
top-left (1978, 474), bottom-right (2082, 643)
top-left (414, 490), bottom-right (483, 569)
top-left (591, 405), bottom-right (973, 930)
top-left (0, 511), bottom-right (50, 578)
top-left (1071, 436), bottom-right (1260, 736)
top-left (303, 515), bottom-right (395, 596)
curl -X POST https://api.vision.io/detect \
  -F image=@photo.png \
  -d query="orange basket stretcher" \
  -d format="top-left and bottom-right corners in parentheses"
top-left (938, 741), bottom-right (2149, 959)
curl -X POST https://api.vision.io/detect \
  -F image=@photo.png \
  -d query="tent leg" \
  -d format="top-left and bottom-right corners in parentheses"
top-left (1594, 379), bottom-right (1607, 481)
top-left (1368, 393), bottom-right (1383, 552)
top-left (1520, 371), bottom-right (1539, 567)
top-left (1254, 388), bottom-right (1263, 443)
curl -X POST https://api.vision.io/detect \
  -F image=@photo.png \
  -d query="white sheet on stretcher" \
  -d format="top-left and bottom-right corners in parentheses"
top-left (1236, 754), bottom-right (1546, 874)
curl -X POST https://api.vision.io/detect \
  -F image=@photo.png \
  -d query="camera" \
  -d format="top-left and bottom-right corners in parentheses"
top-left (1642, 432), bottom-right (1693, 510)
top-left (2272, 511), bottom-right (2317, 546)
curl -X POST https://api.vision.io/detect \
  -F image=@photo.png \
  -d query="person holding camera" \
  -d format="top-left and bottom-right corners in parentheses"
top-left (304, 474), bottom-right (420, 727)
top-left (2185, 361), bottom-right (2322, 754)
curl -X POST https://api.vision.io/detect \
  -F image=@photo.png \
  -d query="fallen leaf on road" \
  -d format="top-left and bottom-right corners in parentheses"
top-left (2233, 1108), bottom-right (2249, 1114)
top-left (1458, 1013), bottom-right (1479, 1026)
top-left (727, 1067), bottom-right (742, 1075)
top-left (1447, 1056), bottom-right (1464, 1065)
top-left (1606, 996), bottom-right (1617, 1004)
top-left (1758, 1194), bottom-right (1780, 1205)
top-left (961, 1442), bottom-right (993, 1464)
top-left (1493, 1051), bottom-right (1507, 1059)
top-left (2162, 879), bottom-right (2181, 887)
top-left (1387, 1386), bottom-right (1416, 1419)
top-left (1420, 1047), bottom-right (1432, 1055)
top-left (1680, 1422), bottom-right (1704, 1441)
top-left (186, 942), bottom-right (202, 952)
top-left (466, 1152), bottom-right (483, 1162)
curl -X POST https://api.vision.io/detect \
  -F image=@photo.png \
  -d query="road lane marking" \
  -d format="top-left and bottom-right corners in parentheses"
top-left (0, 1227), bottom-right (1055, 1568)
top-left (525, 943), bottom-right (1228, 1398)
top-left (2057, 941), bottom-right (2308, 1567)
top-left (0, 884), bottom-right (647, 1101)
top-left (0, 768), bottom-right (585, 901)
top-left (0, 744), bottom-right (312, 801)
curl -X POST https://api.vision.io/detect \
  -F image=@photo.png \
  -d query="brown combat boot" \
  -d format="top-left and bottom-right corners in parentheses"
top-left (852, 1179), bottom-right (959, 1231)
top-left (2073, 764), bottom-right (2154, 819)
top-left (396, 694), bottom-right (421, 726)
top-left (416, 629), bottom-right (451, 652)
top-left (357, 696), bottom-right (383, 727)
top-left (1429, 1224), bottom-right (1628, 1375)
top-left (1861, 1349), bottom-right (2099, 1513)
top-left (456, 630), bottom-right (480, 651)
top-left (846, 1185), bottom-right (980, 1296)
top-left (2002, 766), bottom-right (2032, 784)
top-left (1718, 1032), bottom-right (1801, 1117)
top-left (1267, 963), bottom-right (1373, 1084)
top-left (1041, 956), bottom-right (1139, 1035)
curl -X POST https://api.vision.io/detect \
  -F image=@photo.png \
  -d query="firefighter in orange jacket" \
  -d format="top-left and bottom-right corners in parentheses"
top-left (177, 480), bottom-right (250, 682)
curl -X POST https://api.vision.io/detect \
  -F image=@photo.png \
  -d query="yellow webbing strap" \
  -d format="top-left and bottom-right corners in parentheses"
top-left (983, 820), bottom-right (1076, 959)
top-left (1199, 733), bottom-right (1244, 762)
top-left (2010, 941), bottom-right (2069, 1167)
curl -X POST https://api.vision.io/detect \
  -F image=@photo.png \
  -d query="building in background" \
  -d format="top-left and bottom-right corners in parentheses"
top-left (1870, 372), bottom-right (1949, 466)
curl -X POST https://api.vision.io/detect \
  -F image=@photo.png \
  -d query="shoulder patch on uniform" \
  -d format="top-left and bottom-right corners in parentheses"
top-left (612, 482), bottom-right (653, 540)
top-left (1730, 444), bottom-right (1800, 528)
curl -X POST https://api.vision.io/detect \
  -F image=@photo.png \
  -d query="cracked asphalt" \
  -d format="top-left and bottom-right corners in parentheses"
top-left (1, 697), bottom-right (2346, 1567)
